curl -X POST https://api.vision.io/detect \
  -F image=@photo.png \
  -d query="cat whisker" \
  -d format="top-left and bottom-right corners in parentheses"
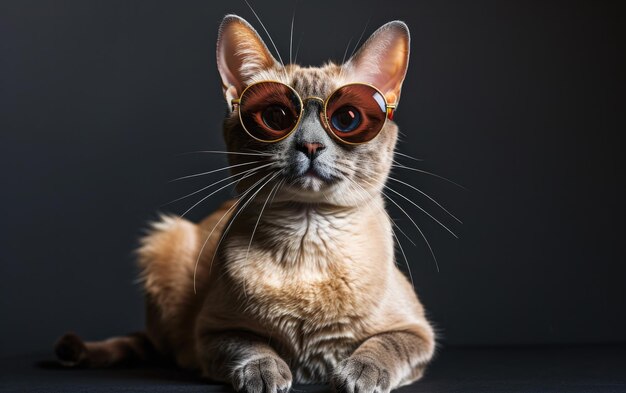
top-left (248, 149), bottom-right (275, 156)
top-left (343, 177), bottom-right (415, 286)
top-left (341, 156), bottom-right (461, 191)
top-left (293, 32), bottom-right (304, 65)
top-left (342, 37), bottom-right (353, 64)
top-left (209, 172), bottom-right (281, 298)
top-left (343, 175), bottom-right (416, 246)
top-left (245, 178), bottom-right (282, 264)
top-left (192, 171), bottom-right (275, 293)
top-left (383, 191), bottom-right (440, 273)
top-left (392, 161), bottom-right (467, 190)
top-left (394, 151), bottom-right (424, 162)
top-left (390, 226), bottom-right (415, 287)
top-left (166, 162), bottom-right (275, 207)
top-left (338, 37), bottom-right (353, 80)
top-left (388, 176), bottom-right (462, 224)
top-left (385, 184), bottom-right (458, 238)
top-left (348, 17), bottom-right (371, 61)
top-left (334, 160), bottom-right (454, 274)
top-left (337, 159), bottom-right (462, 222)
top-left (358, 172), bottom-right (458, 238)
top-left (243, 0), bottom-right (289, 80)
top-left (269, 178), bottom-right (285, 206)
top-left (180, 165), bottom-right (273, 218)
top-left (359, 176), bottom-right (440, 272)
top-left (289, 4), bottom-right (296, 65)
top-left (193, 200), bottom-right (241, 294)
top-left (176, 150), bottom-right (273, 157)
top-left (338, 17), bottom-right (370, 80)
top-left (171, 160), bottom-right (266, 182)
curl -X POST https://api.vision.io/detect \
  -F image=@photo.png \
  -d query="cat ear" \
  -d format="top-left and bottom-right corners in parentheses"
top-left (344, 21), bottom-right (410, 106)
top-left (216, 15), bottom-right (279, 104)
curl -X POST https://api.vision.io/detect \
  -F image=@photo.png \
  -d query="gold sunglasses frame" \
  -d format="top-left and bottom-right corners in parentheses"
top-left (230, 80), bottom-right (397, 145)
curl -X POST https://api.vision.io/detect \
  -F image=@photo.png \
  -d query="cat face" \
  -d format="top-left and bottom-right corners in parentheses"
top-left (217, 15), bottom-right (410, 206)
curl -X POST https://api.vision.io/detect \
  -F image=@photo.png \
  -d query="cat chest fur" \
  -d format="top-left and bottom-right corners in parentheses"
top-left (218, 207), bottom-right (388, 381)
top-left (242, 275), bottom-right (366, 382)
top-left (232, 264), bottom-right (372, 383)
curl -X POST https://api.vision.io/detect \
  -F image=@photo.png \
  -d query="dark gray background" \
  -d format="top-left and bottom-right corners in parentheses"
top-left (1, 0), bottom-right (624, 357)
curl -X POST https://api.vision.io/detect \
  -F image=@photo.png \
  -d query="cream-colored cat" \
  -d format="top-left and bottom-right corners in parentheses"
top-left (55, 15), bottom-right (435, 393)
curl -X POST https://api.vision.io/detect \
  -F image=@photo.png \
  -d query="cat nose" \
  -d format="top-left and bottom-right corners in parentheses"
top-left (296, 142), bottom-right (326, 160)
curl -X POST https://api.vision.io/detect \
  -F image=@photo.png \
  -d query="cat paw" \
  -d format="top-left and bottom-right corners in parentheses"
top-left (332, 356), bottom-right (391, 393)
top-left (232, 356), bottom-right (293, 393)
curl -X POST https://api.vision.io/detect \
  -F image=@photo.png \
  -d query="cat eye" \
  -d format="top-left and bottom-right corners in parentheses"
top-left (231, 81), bottom-right (396, 145)
top-left (262, 104), bottom-right (294, 131)
top-left (330, 106), bottom-right (361, 132)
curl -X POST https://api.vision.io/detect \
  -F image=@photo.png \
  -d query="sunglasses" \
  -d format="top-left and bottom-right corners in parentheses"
top-left (231, 81), bottom-right (397, 145)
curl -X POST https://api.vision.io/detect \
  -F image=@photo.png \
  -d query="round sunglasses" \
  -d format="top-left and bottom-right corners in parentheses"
top-left (230, 81), bottom-right (397, 145)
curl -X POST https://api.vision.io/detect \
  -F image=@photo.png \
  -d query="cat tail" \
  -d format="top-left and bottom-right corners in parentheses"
top-left (54, 331), bottom-right (158, 368)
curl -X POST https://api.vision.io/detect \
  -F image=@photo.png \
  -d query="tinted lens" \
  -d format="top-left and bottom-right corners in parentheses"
top-left (325, 84), bottom-right (387, 144)
top-left (239, 82), bottom-right (301, 142)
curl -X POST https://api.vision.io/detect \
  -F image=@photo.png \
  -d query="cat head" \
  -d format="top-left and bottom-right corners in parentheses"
top-left (216, 15), bottom-right (410, 206)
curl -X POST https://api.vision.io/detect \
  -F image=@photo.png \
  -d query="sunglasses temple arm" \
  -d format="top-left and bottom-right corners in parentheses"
top-left (231, 98), bottom-right (240, 112)
top-left (386, 104), bottom-right (397, 120)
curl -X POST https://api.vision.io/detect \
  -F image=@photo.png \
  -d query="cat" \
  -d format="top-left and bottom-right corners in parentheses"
top-left (54, 14), bottom-right (435, 393)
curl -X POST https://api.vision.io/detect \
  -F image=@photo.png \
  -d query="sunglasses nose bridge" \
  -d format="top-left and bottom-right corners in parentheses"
top-left (289, 96), bottom-right (324, 121)
top-left (302, 96), bottom-right (325, 105)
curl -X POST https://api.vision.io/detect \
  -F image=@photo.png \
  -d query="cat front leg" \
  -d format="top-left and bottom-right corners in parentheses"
top-left (199, 331), bottom-right (292, 393)
top-left (332, 326), bottom-right (434, 393)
